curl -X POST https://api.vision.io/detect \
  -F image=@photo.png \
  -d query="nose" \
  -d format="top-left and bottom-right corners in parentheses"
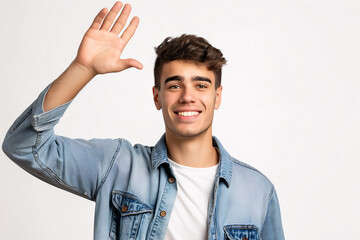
top-left (179, 86), bottom-right (196, 103)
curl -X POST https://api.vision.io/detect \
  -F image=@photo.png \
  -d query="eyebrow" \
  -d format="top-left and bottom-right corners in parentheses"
top-left (193, 76), bottom-right (212, 84)
top-left (164, 75), bottom-right (212, 84)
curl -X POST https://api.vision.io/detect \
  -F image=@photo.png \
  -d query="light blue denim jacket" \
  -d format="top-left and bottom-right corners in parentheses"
top-left (2, 84), bottom-right (284, 240)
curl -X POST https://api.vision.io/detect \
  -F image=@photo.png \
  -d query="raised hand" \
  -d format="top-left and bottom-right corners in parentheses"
top-left (75, 1), bottom-right (143, 76)
top-left (43, 2), bottom-right (143, 112)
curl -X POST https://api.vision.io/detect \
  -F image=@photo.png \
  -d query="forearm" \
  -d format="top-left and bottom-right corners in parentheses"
top-left (2, 84), bottom-right (119, 200)
top-left (43, 61), bottom-right (95, 112)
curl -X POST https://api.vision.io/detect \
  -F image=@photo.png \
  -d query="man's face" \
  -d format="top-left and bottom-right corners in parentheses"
top-left (153, 60), bottom-right (222, 139)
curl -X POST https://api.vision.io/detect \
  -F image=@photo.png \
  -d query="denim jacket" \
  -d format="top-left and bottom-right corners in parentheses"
top-left (2, 84), bottom-right (285, 240)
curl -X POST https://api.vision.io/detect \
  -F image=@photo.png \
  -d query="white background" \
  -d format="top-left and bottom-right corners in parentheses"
top-left (0, 0), bottom-right (359, 239)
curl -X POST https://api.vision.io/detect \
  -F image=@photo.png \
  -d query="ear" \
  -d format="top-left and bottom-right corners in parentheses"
top-left (152, 86), bottom-right (162, 110)
top-left (214, 85), bottom-right (222, 110)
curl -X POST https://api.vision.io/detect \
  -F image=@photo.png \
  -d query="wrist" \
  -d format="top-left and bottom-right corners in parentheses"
top-left (71, 60), bottom-right (97, 81)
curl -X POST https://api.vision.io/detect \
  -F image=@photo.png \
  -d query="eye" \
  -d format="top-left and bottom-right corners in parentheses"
top-left (197, 84), bottom-right (207, 89)
top-left (169, 84), bottom-right (181, 89)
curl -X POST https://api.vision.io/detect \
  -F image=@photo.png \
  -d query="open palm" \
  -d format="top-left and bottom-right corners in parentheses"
top-left (75, 2), bottom-right (142, 75)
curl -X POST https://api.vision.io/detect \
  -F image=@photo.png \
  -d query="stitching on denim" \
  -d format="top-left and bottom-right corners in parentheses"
top-left (133, 213), bottom-right (143, 240)
top-left (32, 132), bottom-right (91, 200)
top-left (224, 224), bottom-right (259, 231)
top-left (109, 205), bottom-right (117, 240)
top-left (93, 138), bottom-right (123, 199)
top-left (10, 108), bottom-right (32, 134)
top-left (149, 176), bottom-right (170, 240)
top-left (213, 191), bottom-right (218, 239)
top-left (207, 175), bottom-right (220, 240)
top-left (268, 187), bottom-right (274, 202)
top-left (214, 180), bottom-right (219, 240)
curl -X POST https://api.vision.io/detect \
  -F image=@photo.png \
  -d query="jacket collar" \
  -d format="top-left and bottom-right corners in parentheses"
top-left (151, 134), bottom-right (232, 187)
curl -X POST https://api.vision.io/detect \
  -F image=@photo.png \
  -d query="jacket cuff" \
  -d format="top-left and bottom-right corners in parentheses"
top-left (31, 83), bottom-right (73, 132)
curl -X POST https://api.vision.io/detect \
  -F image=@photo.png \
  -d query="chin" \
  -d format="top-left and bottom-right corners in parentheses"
top-left (169, 126), bottom-right (212, 139)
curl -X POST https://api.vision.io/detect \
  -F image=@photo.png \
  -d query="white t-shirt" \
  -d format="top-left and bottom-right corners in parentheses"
top-left (164, 159), bottom-right (218, 240)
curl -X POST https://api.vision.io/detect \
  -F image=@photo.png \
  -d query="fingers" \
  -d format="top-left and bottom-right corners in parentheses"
top-left (90, 2), bottom-right (138, 36)
top-left (99, 1), bottom-right (123, 31)
top-left (110, 4), bottom-right (132, 34)
top-left (89, 8), bottom-right (108, 30)
top-left (119, 16), bottom-right (140, 46)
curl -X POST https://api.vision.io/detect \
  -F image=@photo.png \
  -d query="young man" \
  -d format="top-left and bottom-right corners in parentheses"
top-left (2, 2), bottom-right (284, 240)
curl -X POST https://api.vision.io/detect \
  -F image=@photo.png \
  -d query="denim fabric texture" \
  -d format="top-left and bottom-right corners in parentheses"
top-left (2, 84), bottom-right (285, 240)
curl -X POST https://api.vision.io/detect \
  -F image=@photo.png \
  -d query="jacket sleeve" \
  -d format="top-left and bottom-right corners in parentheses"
top-left (261, 186), bottom-right (285, 240)
top-left (2, 84), bottom-right (121, 201)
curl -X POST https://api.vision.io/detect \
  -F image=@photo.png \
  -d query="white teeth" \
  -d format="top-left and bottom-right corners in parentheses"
top-left (177, 111), bottom-right (200, 116)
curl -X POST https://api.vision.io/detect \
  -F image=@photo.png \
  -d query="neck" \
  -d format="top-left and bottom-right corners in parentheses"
top-left (165, 128), bottom-right (218, 168)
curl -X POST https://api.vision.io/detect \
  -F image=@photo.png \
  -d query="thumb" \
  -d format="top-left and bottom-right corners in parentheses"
top-left (116, 58), bottom-right (143, 71)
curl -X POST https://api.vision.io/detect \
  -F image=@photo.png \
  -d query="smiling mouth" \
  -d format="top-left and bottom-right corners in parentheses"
top-left (176, 111), bottom-right (200, 117)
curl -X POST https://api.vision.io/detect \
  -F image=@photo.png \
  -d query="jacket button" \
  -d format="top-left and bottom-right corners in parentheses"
top-left (121, 206), bottom-right (128, 213)
top-left (160, 211), bottom-right (167, 217)
top-left (168, 177), bottom-right (175, 183)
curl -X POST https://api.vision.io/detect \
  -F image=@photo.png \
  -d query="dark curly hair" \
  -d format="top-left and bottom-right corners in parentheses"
top-left (154, 34), bottom-right (227, 89)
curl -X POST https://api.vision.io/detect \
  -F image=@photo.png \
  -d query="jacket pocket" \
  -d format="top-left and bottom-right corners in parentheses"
top-left (224, 225), bottom-right (260, 240)
top-left (109, 190), bottom-right (153, 240)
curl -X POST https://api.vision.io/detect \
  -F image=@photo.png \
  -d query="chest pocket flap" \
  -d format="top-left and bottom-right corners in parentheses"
top-left (112, 190), bottom-right (152, 216)
top-left (224, 225), bottom-right (260, 240)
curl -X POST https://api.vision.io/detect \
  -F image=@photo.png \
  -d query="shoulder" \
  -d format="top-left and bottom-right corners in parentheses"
top-left (86, 138), bottom-right (153, 166)
top-left (104, 138), bottom-right (154, 183)
top-left (213, 136), bottom-right (274, 192)
top-left (229, 157), bottom-right (274, 194)
top-left (231, 157), bottom-right (270, 180)
top-left (114, 138), bottom-right (153, 157)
